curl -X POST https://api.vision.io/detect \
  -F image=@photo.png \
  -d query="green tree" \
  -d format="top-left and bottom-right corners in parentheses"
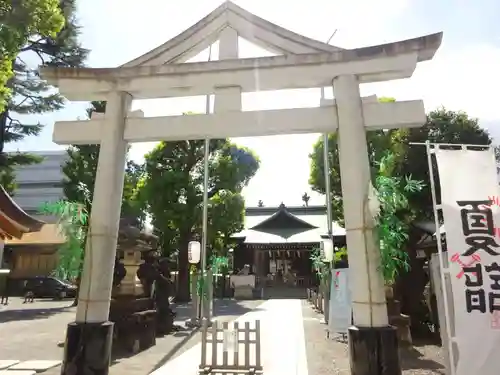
top-left (0, 0), bottom-right (65, 110)
top-left (62, 101), bottom-right (146, 226)
top-left (400, 108), bottom-right (492, 219)
top-left (139, 138), bottom-right (259, 301)
top-left (0, 0), bottom-right (88, 194)
top-left (309, 107), bottom-right (493, 223)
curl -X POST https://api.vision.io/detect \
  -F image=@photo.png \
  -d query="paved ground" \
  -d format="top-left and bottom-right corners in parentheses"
top-left (0, 297), bottom-right (263, 375)
top-left (1, 297), bottom-right (447, 375)
top-left (0, 298), bottom-right (75, 361)
top-left (150, 299), bottom-right (307, 375)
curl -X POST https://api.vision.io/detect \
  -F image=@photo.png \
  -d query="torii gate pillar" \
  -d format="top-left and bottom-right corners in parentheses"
top-left (334, 75), bottom-right (400, 374)
top-left (63, 92), bottom-right (131, 374)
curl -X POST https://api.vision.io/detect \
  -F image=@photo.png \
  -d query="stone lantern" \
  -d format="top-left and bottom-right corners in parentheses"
top-left (114, 219), bottom-right (158, 297)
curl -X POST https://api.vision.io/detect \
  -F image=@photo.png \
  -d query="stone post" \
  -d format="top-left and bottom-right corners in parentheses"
top-left (61, 91), bottom-right (131, 375)
top-left (333, 75), bottom-right (400, 375)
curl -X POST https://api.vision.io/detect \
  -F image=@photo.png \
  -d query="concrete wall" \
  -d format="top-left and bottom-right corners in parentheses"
top-left (12, 151), bottom-right (67, 219)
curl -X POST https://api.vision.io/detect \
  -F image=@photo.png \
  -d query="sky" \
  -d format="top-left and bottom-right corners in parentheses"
top-left (8, 0), bottom-right (500, 207)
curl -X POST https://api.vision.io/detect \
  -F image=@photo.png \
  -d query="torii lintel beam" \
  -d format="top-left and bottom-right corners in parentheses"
top-left (53, 100), bottom-right (425, 145)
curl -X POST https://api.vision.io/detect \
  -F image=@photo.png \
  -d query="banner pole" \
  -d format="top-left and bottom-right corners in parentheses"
top-left (320, 87), bottom-right (333, 325)
top-left (201, 43), bottom-right (213, 325)
top-left (425, 140), bottom-right (456, 375)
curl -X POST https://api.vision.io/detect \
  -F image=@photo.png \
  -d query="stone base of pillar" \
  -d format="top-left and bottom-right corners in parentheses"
top-left (61, 321), bottom-right (114, 375)
top-left (348, 325), bottom-right (401, 375)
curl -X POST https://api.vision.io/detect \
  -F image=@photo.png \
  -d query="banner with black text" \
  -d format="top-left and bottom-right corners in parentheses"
top-left (435, 147), bottom-right (500, 375)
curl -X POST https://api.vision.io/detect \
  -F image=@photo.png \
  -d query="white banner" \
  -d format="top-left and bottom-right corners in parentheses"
top-left (328, 268), bottom-right (352, 334)
top-left (435, 147), bottom-right (500, 375)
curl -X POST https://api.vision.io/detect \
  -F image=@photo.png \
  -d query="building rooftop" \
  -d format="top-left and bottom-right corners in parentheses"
top-left (234, 203), bottom-right (345, 244)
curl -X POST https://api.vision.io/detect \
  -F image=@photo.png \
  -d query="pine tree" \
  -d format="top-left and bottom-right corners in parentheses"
top-left (0, 0), bottom-right (65, 110)
top-left (0, 0), bottom-right (88, 194)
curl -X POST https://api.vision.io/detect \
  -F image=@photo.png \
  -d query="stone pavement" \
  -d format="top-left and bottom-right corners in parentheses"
top-left (151, 299), bottom-right (308, 375)
top-left (0, 297), bottom-right (263, 375)
top-left (0, 298), bottom-right (75, 362)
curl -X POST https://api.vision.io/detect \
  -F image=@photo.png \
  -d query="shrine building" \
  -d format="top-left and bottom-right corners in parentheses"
top-left (231, 203), bottom-right (345, 296)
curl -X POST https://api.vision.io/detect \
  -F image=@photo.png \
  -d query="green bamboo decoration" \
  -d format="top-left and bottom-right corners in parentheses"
top-left (211, 255), bottom-right (229, 278)
top-left (38, 200), bottom-right (88, 281)
top-left (309, 248), bottom-right (329, 282)
top-left (373, 152), bottom-right (424, 284)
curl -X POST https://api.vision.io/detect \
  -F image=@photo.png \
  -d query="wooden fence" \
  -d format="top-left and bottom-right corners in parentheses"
top-left (199, 320), bottom-right (263, 374)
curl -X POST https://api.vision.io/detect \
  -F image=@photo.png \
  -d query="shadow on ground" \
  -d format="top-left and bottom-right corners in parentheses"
top-left (146, 326), bottom-right (201, 373)
top-left (147, 299), bottom-right (262, 373)
top-left (400, 346), bottom-right (445, 371)
top-left (0, 305), bottom-right (72, 323)
top-left (172, 299), bottom-right (263, 317)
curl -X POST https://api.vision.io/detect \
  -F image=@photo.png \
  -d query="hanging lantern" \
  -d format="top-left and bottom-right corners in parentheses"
top-left (320, 239), bottom-right (334, 262)
top-left (188, 241), bottom-right (201, 264)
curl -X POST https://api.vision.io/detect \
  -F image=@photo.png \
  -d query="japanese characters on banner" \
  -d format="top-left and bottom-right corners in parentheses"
top-left (435, 148), bottom-right (500, 375)
top-left (328, 268), bottom-right (352, 335)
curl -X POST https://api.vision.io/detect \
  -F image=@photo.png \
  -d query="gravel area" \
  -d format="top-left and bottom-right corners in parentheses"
top-left (302, 300), bottom-right (447, 375)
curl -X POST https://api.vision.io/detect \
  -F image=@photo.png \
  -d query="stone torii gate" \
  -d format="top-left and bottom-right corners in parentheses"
top-left (41, 2), bottom-right (442, 375)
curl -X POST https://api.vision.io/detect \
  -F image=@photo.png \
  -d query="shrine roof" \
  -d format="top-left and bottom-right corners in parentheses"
top-left (0, 185), bottom-right (44, 240)
top-left (232, 204), bottom-right (345, 244)
top-left (5, 224), bottom-right (65, 245)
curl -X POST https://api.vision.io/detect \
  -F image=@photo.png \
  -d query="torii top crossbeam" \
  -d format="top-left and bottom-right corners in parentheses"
top-left (40, 1), bottom-right (442, 102)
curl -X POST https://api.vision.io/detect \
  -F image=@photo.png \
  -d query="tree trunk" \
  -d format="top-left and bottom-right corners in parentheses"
top-left (176, 234), bottom-right (191, 302)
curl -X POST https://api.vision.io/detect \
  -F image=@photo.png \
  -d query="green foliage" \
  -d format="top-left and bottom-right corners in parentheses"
top-left (0, 0), bottom-right (88, 193)
top-left (38, 200), bottom-right (88, 280)
top-left (334, 246), bottom-right (347, 262)
top-left (0, 0), bottom-right (65, 110)
top-left (211, 255), bottom-right (229, 275)
top-left (139, 126), bottom-right (260, 299)
top-left (374, 152), bottom-right (424, 283)
top-left (140, 138), bottom-right (259, 256)
top-left (309, 107), bottom-right (494, 225)
top-left (401, 108), bottom-right (492, 219)
top-left (309, 248), bottom-right (329, 281)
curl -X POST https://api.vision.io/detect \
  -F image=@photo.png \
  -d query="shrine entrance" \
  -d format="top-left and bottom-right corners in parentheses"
top-left (42, 2), bottom-right (442, 374)
top-left (232, 204), bottom-right (347, 297)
